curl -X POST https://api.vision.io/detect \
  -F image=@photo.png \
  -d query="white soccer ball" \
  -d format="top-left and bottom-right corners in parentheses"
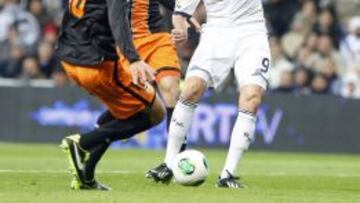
top-left (172, 150), bottom-right (209, 186)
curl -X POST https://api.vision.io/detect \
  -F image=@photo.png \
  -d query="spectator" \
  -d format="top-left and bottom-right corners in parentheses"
top-left (312, 8), bottom-right (342, 47)
top-left (0, 0), bottom-right (18, 42)
top-left (293, 0), bottom-right (318, 34)
top-left (320, 57), bottom-right (338, 81)
top-left (264, 0), bottom-right (300, 36)
top-left (274, 70), bottom-right (294, 93)
top-left (20, 57), bottom-right (44, 79)
top-left (333, 0), bottom-right (360, 21)
top-left (0, 0), bottom-right (40, 52)
top-left (0, 25), bottom-right (17, 65)
top-left (28, 0), bottom-right (51, 29)
top-left (269, 37), bottom-right (294, 88)
top-left (313, 34), bottom-right (344, 74)
top-left (321, 56), bottom-right (342, 93)
top-left (281, 15), bottom-right (308, 58)
top-left (37, 40), bottom-right (59, 77)
top-left (42, 0), bottom-right (64, 16)
top-left (1, 44), bottom-right (23, 78)
top-left (340, 16), bottom-right (360, 68)
top-left (304, 32), bottom-right (318, 52)
top-left (295, 45), bottom-right (317, 68)
top-left (293, 67), bottom-right (312, 95)
top-left (340, 71), bottom-right (360, 99)
top-left (43, 24), bottom-right (58, 44)
top-left (311, 73), bottom-right (330, 94)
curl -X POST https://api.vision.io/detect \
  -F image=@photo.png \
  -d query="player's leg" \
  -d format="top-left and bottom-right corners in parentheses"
top-left (162, 27), bottom-right (237, 170)
top-left (156, 73), bottom-right (190, 152)
top-left (141, 33), bottom-right (185, 148)
top-left (217, 85), bottom-right (265, 188)
top-left (146, 76), bottom-right (207, 183)
top-left (84, 110), bottom-right (115, 178)
top-left (157, 75), bottom-right (180, 130)
top-left (60, 61), bottom-right (166, 190)
top-left (81, 110), bottom-right (120, 185)
top-left (146, 29), bottom-right (236, 183)
top-left (217, 27), bottom-right (271, 188)
top-left (164, 76), bottom-right (207, 166)
top-left (62, 96), bottom-right (165, 190)
top-left (96, 110), bottom-right (115, 127)
top-left (79, 95), bottom-right (165, 150)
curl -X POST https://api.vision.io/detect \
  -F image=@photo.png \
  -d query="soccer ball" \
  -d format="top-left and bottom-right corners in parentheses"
top-left (172, 150), bottom-right (209, 186)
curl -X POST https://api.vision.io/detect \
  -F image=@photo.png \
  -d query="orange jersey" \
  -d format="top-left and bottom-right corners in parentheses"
top-left (129, 0), bottom-right (175, 38)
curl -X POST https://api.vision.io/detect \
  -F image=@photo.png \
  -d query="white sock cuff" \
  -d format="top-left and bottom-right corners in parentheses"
top-left (238, 108), bottom-right (256, 122)
top-left (178, 97), bottom-right (198, 111)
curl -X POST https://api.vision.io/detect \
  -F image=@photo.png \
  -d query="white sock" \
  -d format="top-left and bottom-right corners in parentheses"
top-left (164, 99), bottom-right (197, 169)
top-left (220, 110), bottom-right (256, 179)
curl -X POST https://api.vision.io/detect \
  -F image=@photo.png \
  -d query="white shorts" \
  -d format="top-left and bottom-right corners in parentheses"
top-left (186, 23), bottom-right (271, 91)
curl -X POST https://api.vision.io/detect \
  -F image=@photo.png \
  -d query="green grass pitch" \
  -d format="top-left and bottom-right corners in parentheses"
top-left (0, 143), bottom-right (359, 203)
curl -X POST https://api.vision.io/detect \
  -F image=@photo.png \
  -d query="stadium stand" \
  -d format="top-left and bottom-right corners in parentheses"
top-left (0, 0), bottom-right (359, 98)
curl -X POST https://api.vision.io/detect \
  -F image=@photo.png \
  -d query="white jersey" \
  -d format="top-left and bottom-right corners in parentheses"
top-left (175, 0), bottom-right (265, 26)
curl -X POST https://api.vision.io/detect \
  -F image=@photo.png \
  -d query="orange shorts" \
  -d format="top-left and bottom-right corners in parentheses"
top-left (121, 33), bottom-right (181, 82)
top-left (61, 60), bottom-right (156, 120)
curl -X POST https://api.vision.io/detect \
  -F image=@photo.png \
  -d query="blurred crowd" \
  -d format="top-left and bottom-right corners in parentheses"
top-left (264, 0), bottom-right (360, 99)
top-left (0, 0), bottom-right (66, 86)
top-left (0, 0), bottom-right (359, 98)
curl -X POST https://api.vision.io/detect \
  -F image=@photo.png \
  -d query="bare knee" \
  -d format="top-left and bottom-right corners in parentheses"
top-left (158, 76), bottom-right (180, 107)
top-left (239, 85), bottom-right (265, 114)
top-left (181, 77), bottom-right (207, 103)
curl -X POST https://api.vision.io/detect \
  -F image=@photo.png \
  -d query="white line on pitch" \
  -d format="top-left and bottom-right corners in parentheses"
top-left (0, 169), bottom-right (132, 174)
top-left (0, 169), bottom-right (359, 178)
